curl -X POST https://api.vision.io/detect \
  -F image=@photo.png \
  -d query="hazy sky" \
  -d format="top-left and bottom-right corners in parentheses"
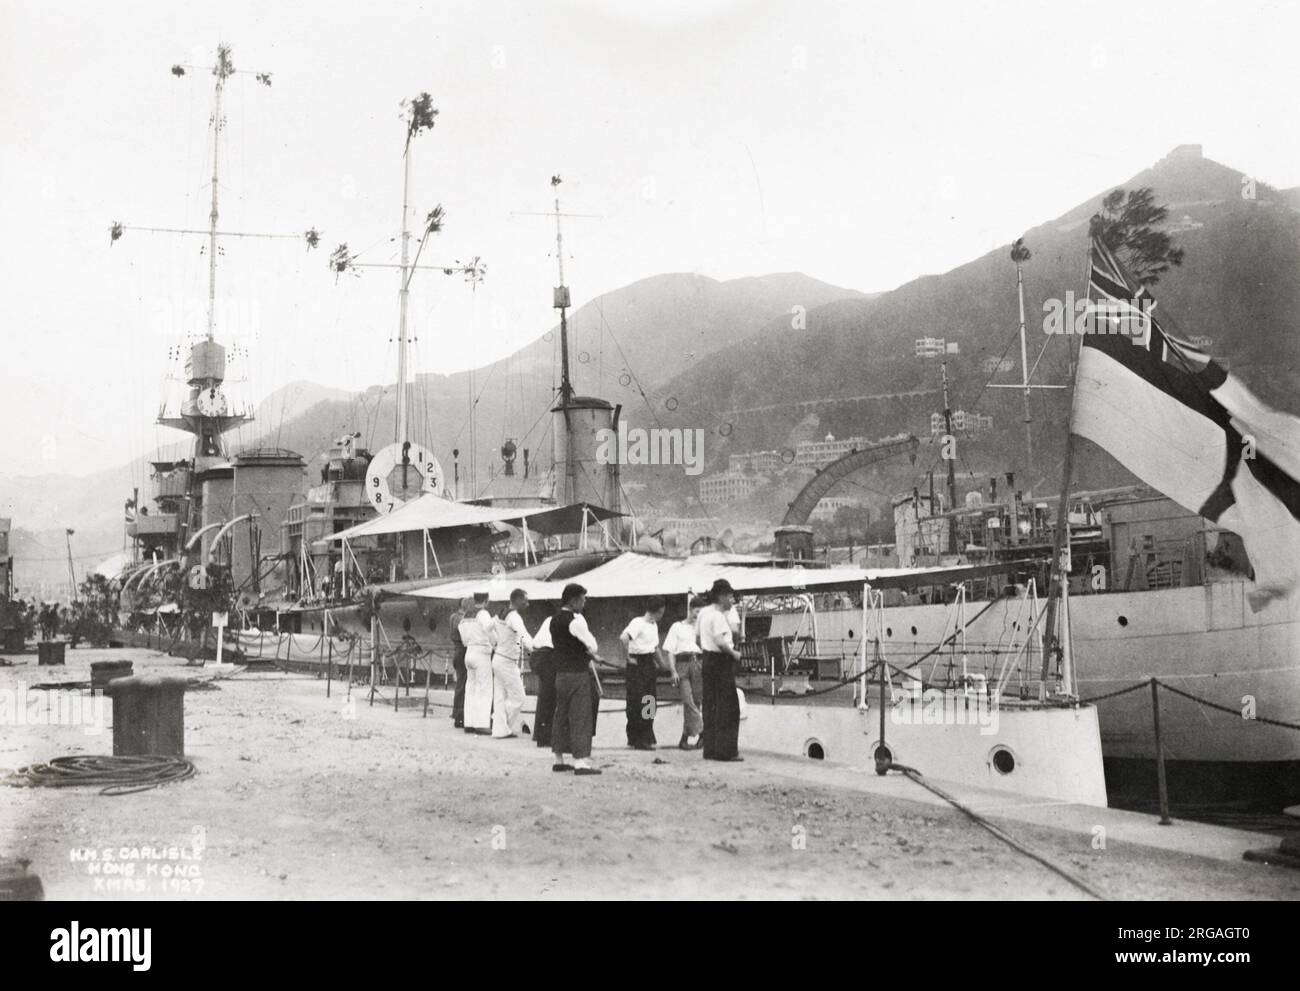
top-left (2, 0), bottom-right (1297, 478)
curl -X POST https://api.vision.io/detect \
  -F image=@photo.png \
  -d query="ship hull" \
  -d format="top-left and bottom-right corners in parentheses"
top-left (766, 580), bottom-right (1300, 801)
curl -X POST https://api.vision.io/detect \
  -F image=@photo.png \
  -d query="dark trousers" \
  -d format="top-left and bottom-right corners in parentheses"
top-left (451, 646), bottom-right (467, 723)
top-left (624, 653), bottom-right (659, 746)
top-left (532, 648), bottom-right (556, 747)
top-left (701, 651), bottom-right (740, 760)
top-left (552, 670), bottom-right (595, 760)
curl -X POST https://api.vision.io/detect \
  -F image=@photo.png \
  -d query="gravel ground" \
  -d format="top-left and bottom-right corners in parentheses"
top-left (2, 647), bottom-right (1299, 900)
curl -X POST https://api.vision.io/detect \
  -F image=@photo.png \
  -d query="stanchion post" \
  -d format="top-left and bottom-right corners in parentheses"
top-left (325, 612), bottom-right (333, 699)
top-left (875, 653), bottom-right (888, 776)
top-left (1151, 678), bottom-right (1172, 826)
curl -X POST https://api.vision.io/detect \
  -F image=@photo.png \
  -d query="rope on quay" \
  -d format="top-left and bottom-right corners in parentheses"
top-left (887, 762), bottom-right (1108, 901)
top-left (4, 755), bottom-right (197, 796)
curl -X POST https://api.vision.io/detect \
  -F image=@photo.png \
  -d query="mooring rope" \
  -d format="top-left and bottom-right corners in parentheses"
top-left (4, 755), bottom-right (197, 796)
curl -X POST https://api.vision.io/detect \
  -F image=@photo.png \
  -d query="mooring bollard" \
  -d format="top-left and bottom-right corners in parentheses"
top-left (90, 660), bottom-right (134, 693)
top-left (37, 641), bottom-right (66, 666)
top-left (104, 674), bottom-right (190, 757)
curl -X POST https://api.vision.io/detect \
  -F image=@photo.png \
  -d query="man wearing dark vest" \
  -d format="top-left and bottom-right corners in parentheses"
top-left (550, 583), bottom-right (602, 776)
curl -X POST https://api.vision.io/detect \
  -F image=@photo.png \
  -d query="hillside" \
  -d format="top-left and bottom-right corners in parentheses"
top-left (648, 146), bottom-right (1300, 510)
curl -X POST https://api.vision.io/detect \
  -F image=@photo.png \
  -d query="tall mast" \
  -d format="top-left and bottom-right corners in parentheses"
top-left (941, 361), bottom-right (958, 555)
top-left (552, 175), bottom-right (574, 409)
top-left (205, 46), bottom-right (233, 342)
top-left (1039, 250), bottom-right (1091, 690)
top-left (1016, 263), bottom-right (1031, 473)
top-left (396, 142), bottom-right (413, 443)
top-left (990, 239), bottom-right (1066, 487)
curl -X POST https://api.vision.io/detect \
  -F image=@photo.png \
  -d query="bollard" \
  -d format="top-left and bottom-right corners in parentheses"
top-left (104, 674), bottom-right (189, 757)
top-left (37, 641), bottom-right (66, 666)
top-left (90, 660), bottom-right (134, 692)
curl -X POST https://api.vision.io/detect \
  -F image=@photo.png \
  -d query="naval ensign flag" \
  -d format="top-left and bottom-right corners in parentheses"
top-left (1070, 238), bottom-right (1300, 607)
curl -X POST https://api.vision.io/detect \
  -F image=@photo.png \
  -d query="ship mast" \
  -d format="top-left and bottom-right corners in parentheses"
top-left (552, 176), bottom-right (575, 409)
top-left (396, 137), bottom-right (414, 444)
top-left (205, 46), bottom-right (233, 342)
top-left (989, 239), bottom-right (1066, 487)
top-left (940, 361), bottom-right (958, 555)
top-left (1039, 250), bottom-right (1092, 693)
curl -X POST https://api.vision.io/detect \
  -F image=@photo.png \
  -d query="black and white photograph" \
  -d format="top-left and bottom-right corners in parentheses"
top-left (1, 0), bottom-right (1298, 964)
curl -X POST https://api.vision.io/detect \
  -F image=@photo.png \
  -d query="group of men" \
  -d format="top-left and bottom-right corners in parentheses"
top-left (445, 577), bottom-right (746, 777)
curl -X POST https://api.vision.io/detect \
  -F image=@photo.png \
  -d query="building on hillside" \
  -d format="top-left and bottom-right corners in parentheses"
top-left (699, 472), bottom-right (758, 505)
top-left (793, 433), bottom-right (874, 469)
top-left (931, 410), bottom-right (994, 436)
top-left (728, 449), bottom-right (784, 474)
top-left (808, 496), bottom-right (860, 522)
top-left (915, 337), bottom-right (959, 358)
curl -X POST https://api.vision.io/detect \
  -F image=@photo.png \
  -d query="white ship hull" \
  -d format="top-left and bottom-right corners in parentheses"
top-left (770, 580), bottom-right (1300, 767)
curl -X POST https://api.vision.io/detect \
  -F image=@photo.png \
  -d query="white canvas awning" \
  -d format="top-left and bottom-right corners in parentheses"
top-left (325, 495), bottom-right (624, 543)
top-left (402, 551), bottom-right (1012, 603)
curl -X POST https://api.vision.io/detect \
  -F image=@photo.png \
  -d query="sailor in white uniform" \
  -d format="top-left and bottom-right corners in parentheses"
top-left (490, 589), bottom-right (533, 739)
top-left (458, 591), bottom-right (496, 735)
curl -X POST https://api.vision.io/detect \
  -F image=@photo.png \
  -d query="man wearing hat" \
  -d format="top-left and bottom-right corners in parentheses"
top-left (698, 578), bottom-right (744, 761)
top-left (550, 583), bottom-right (603, 775)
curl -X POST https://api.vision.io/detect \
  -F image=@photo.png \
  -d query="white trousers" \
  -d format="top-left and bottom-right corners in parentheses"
top-left (491, 655), bottom-right (526, 737)
top-left (464, 645), bottom-right (494, 730)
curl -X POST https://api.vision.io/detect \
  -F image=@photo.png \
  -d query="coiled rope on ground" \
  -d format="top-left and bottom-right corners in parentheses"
top-left (4, 755), bottom-right (197, 796)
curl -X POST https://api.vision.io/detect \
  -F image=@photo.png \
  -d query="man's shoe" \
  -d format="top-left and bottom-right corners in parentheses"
top-left (453, 719), bottom-right (464, 728)
top-left (632, 743), bottom-right (656, 751)
top-left (552, 763), bottom-right (575, 772)
top-left (723, 756), bottom-right (745, 762)
top-left (574, 767), bottom-right (602, 776)
top-left (678, 738), bottom-right (691, 751)
top-left (492, 733), bottom-right (519, 740)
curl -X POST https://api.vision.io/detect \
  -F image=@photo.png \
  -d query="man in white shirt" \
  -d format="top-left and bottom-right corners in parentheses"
top-left (550, 583), bottom-right (603, 775)
top-left (663, 595), bottom-right (706, 750)
top-left (458, 591), bottom-right (496, 735)
top-left (698, 579), bottom-right (743, 761)
top-left (490, 589), bottom-right (533, 739)
top-left (620, 596), bottom-right (666, 750)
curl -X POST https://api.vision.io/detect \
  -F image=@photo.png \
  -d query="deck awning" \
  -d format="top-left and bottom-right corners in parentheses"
top-left (402, 552), bottom-right (1018, 603)
top-left (325, 495), bottom-right (624, 543)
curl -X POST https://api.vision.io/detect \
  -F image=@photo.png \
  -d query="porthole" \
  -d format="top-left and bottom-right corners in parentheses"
top-left (885, 627), bottom-right (892, 637)
top-left (910, 626), bottom-right (917, 636)
top-left (1117, 615), bottom-right (1128, 627)
top-left (991, 746), bottom-right (1016, 775)
top-left (804, 740), bottom-right (825, 760)
top-left (873, 743), bottom-right (893, 764)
